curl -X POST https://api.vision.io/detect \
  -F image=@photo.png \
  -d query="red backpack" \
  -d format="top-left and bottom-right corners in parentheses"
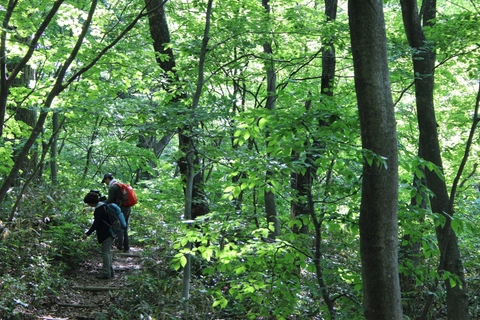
top-left (115, 182), bottom-right (138, 207)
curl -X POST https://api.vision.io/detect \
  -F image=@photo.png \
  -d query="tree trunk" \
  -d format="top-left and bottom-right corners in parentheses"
top-left (348, 0), bottom-right (403, 318)
top-left (261, 0), bottom-right (279, 238)
top-left (83, 117), bottom-right (102, 178)
top-left (10, 63), bottom-right (39, 183)
top-left (230, 52), bottom-right (248, 213)
top-left (137, 134), bottom-right (173, 180)
top-left (400, 0), bottom-right (469, 318)
top-left (399, 170), bottom-right (427, 315)
top-left (290, 0), bottom-right (337, 235)
top-left (290, 150), bottom-right (311, 234)
top-left (145, 0), bottom-right (210, 220)
top-left (50, 111), bottom-right (59, 184)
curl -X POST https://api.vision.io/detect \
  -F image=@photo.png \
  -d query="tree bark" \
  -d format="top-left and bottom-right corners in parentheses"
top-left (83, 117), bottom-right (102, 178)
top-left (399, 170), bottom-right (427, 315)
top-left (400, 0), bottom-right (469, 318)
top-left (50, 112), bottom-right (59, 184)
top-left (9, 63), bottom-right (39, 182)
top-left (261, 0), bottom-right (279, 239)
top-left (290, 0), bottom-right (337, 234)
top-left (348, 0), bottom-right (403, 318)
top-left (145, 0), bottom-right (210, 220)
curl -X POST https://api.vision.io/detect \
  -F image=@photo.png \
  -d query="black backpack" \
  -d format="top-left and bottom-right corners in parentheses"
top-left (102, 203), bottom-right (127, 237)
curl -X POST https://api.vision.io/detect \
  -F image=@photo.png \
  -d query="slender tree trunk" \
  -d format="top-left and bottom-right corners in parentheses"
top-left (83, 117), bottom-right (102, 178)
top-left (400, 0), bottom-right (469, 318)
top-left (290, 0), bottom-right (337, 235)
top-left (306, 165), bottom-right (335, 318)
top-left (348, 0), bottom-right (403, 318)
top-left (321, 0), bottom-right (337, 95)
top-left (9, 63), bottom-right (39, 182)
top-left (261, 0), bottom-right (279, 238)
top-left (230, 50), bottom-right (248, 212)
top-left (1, 2), bottom-right (59, 186)
top-left (399, 169), bottom-right (426, 315)
top-left (50, 112), bottom-right (59, 184)
top-left (290, 147), bottom-right (311, 234)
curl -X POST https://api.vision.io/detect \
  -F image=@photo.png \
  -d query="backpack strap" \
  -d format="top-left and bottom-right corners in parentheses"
top-left (102, 204), bottom-right (113, 227)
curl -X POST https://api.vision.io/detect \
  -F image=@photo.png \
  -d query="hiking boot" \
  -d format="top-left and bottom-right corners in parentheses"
top-left (123, 249), bottom-right (130, 253)
top-left (96, 274), bottom-right (111, 280)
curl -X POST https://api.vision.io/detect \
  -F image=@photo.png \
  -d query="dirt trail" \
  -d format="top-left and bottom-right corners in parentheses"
top-left (36, 247), bottom-right (143, 320)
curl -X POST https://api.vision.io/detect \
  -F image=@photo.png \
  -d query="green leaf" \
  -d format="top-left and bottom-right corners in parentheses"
top-left (201, 247), bottom-right (214, 261)
top-left (218, 297), bottom-right (228, 308)
top-left (180, 255), bottom-right (187, 267)
top-left (449, 277), bottom-right (457, 288)
top-left (235, 265), bottom-right (246, 274)
top-left (258, 117), bottom-right (267, 129)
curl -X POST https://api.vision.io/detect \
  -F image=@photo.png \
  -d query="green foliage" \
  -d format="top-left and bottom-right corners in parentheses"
top-left (0, 221), bottom-right (68, 318)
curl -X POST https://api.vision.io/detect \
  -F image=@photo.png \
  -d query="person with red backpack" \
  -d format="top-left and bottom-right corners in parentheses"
top-left (101, 173), bottom-right (136, 253)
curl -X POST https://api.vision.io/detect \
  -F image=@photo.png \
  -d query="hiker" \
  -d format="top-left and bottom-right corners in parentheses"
top-left (101, 173), bottom-right (131, 253)
top-left (82, 191), bottom-right (115, 279)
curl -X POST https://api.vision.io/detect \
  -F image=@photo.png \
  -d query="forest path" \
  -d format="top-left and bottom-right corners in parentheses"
top-left (36, 246), bottom-right (143, 320)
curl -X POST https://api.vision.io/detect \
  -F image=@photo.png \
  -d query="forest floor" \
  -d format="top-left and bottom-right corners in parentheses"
top-left (32, 246), bottom-right (144, 320)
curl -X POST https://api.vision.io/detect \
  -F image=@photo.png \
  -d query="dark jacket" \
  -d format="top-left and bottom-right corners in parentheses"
top-left (106, 180), bottom-right (131, 215)
top-left (106, 179), bottom-right (122, 206)
top-left (85, 203), bottom-right (113, 243)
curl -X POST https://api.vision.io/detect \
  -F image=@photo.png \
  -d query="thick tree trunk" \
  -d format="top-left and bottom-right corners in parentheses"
top-left (145, 0), bottom-right (210, 219)
top-left (400, 0), bottom-right (469, 318)
top-left (348, 0), bottom-right (403, 318)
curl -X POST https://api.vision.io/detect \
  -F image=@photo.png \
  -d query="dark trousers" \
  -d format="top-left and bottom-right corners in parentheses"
top-left (116, 209), bottom-right (130, 250)
top-left (101, 236), bottom-right (114, 277)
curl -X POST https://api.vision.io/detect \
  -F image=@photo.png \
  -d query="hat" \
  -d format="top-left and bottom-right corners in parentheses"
top-left (101, 173), bottom-right (113, 184)
top-left (84, 192), bottom-right (99, 204)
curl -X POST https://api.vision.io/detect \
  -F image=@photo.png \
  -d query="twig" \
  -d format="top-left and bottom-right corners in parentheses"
top-left (57, 303), bottom-right (95, 308)
top-left (72, 286), bottom-right (123, 291)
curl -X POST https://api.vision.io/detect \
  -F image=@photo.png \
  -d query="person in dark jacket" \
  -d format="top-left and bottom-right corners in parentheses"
top-left (82, 191), bottom-right (115, 279)
top-left (101, 173), bottom-right (131, 252)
